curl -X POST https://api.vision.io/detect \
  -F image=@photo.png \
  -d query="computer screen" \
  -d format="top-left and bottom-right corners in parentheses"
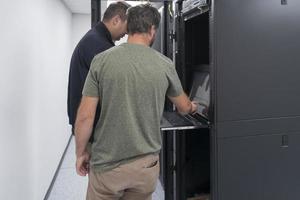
top-left (189, 72), bottom-right (210, 117)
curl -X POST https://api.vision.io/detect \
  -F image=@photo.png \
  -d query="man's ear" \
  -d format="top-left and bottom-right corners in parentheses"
top-left (150, 25), bottom-right (156, 38)
top-left (112, 15), bottom-right (120, 25)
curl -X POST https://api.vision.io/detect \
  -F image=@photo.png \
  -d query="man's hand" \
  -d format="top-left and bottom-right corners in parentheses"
top-left (76, 151), bottom-right (90, 176)
top-left (75, 96), bottom-right (98, 176)
top-left (169, 92), bottom-right (198, 115)
top-left (191, 101), bottom-right (199, 114)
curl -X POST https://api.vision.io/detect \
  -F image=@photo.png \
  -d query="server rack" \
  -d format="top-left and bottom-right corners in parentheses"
top-left (214, 0), bottom-right (300, 199)
top-left (173, 1), bottom-right (211, 199)
top-left (162, 0), bottom-right (300, 199)
top-left (91, 0), bottom-right (101, 28)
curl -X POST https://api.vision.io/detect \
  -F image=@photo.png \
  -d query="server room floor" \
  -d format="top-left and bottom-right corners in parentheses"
top-left (47, 136), bottom-right (165, 200)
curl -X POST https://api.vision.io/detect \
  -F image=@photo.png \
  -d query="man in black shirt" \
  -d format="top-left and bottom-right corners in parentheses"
top-left (68, 2), bottom-right (130, 139)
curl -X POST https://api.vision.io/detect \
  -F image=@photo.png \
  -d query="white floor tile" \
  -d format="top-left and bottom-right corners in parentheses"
top-left (48, 168), bottom-right (88, 200)
top-left (60, 138), bottom-right (76, 169)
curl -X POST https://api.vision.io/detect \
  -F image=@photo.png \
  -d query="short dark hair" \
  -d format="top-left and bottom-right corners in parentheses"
top-left (127, 4), bottom-right (161, 34)
top-left (103, 1), bottom-right (130, 22)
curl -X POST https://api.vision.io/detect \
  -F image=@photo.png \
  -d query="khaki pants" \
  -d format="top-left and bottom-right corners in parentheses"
top-left (86, 154), bottom-right (160, 200)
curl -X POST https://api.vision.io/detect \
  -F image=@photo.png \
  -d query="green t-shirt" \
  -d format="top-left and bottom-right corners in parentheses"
top-left (82, 43), bottom-right (183, 172)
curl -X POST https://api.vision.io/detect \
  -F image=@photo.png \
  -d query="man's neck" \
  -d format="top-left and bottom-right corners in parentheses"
top-left (127, 34), bottom-right (150, 46)
top-left (103, 21), bottom-right (114, 41)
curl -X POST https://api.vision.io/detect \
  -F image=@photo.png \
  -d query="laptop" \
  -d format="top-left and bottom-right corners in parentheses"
top-left (160, 72), bottom-right (210, 131)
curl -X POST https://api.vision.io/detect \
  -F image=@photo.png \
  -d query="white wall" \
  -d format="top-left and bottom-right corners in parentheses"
top-left (0, 0), bottom-right (72, 199)
top-left (72, 14), bottom-right (91, 49)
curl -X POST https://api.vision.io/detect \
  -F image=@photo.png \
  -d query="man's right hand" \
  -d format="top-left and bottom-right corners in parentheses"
top-left (76, 151), bottom-right (90, 176)
top-left (190, 101), bottom-right (198, 114)
top-left (169, 92), bottom-right (197, 115)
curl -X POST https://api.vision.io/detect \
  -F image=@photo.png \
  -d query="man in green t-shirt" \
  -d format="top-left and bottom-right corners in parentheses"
top-left (75, 4), bottom-right (198, 200)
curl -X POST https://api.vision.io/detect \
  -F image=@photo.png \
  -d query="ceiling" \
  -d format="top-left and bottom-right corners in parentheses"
top-left (62, 0), bottom-right (91, 14)
top-left (62, 0), bottom-right (164, 14)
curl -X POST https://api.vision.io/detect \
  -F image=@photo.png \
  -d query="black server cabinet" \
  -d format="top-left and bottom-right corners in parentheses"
top-left (162, 1), bottom-right (212, 199)
top-left (91, 0), bottom-right (101, 28)
top-left (219, 134), bottom-right (289, 200)
top-left (215, 0), bottom-right (300, 199)
top-left (167, 0), bottom-right (300, 199)
top-left (175, 7), bottom-right (211, 200)
top-left (156, 1), bottom-right (182, 199)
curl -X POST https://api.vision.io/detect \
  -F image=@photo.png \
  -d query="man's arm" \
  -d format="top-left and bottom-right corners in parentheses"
top-left (75, 96), bottom-right (99, 176)
top-left (168, 92), bottom-right (198, 115)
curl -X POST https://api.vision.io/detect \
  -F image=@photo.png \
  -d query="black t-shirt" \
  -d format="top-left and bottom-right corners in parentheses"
top-left (67, 22), bottom-right (114, 134)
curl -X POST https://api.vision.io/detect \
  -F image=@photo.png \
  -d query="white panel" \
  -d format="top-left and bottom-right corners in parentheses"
top-left (72, 13), bottom-right (91, 49)
top-left (0, 0), bottom-right (72, 199)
